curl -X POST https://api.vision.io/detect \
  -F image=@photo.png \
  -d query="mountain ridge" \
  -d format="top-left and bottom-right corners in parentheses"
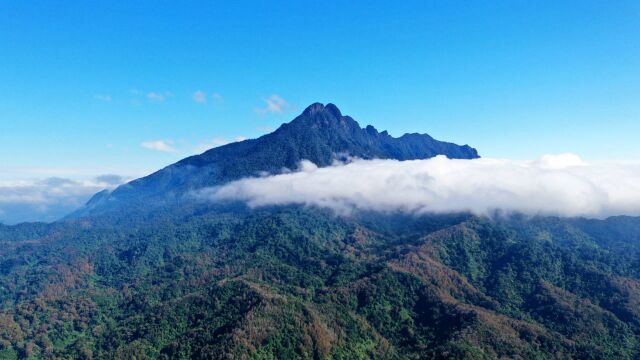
top-left (76, 103), bottom-right (479, 218)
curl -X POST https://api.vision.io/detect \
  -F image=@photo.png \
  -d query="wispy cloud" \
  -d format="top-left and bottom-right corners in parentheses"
top-left (128, 89), bottom-right (172, 104)
top-left (93, 94), bottom-right (112, 102)
top-left (211, 92), bottom-right (223, 102)
top-left (141, 140), bottom-right (177, 153)
top-left (195, 138), bottom-right (229, 152)
top-left (202, 154), bottom-right (640, 219)
top-left (194, 136), bottom-right (248, 153)
top-left (147, 91), bottom-right (170, 102)
top-left (193, 91), bottom-right (223, 104)
top-left (193, 90), bottom-right (207, 104)
top-left (256, 94), bottom-right (289, 114)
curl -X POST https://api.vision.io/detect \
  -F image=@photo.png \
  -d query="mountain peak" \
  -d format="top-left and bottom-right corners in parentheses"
top-left (324, 103), bottom-right (342, 118)
top-left (302, 102), bottom-right (343, 118)
top-left (302, 102), bottom-right (325, 115)
top-left (73, 103), bottom-right (480, 217)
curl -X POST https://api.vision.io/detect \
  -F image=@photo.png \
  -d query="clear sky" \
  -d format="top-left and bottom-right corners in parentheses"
top-left (1, 0), bottom-right (639, 183)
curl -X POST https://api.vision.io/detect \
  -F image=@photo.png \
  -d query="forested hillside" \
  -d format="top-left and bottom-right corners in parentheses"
top-left (2, 205), bottom-right (640, 359)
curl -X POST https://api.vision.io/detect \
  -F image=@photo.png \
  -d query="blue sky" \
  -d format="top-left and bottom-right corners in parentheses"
top-left (1, 0), bottom-right (639, 184)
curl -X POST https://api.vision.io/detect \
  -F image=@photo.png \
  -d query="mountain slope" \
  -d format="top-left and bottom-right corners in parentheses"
top-left (2, 208), bottom-right (640, 359)
top-left (77, 103), bottom-right (478, 217)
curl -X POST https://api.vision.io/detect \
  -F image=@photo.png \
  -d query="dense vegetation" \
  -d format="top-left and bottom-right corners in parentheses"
top-left (2, 204), bottom-right (640, 359)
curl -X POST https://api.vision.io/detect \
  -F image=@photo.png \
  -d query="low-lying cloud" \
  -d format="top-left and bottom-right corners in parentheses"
top-left (0, 175), bottom-right (126, 224)
top-left (204, 154), bottom-right (640, 218)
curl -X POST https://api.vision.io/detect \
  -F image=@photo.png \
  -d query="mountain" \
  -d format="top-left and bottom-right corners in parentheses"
top-left (4, 104), bottom-right (640, 359)
top-left (76, 103), bottom-right (478, 217)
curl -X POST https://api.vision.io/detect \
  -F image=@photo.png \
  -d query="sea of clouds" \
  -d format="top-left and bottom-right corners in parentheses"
top-left (203, 154), bottom-right (640, 218)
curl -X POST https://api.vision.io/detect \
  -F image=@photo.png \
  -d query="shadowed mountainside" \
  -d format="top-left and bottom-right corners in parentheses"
top-left (75, 103), bottom-right (478, 217)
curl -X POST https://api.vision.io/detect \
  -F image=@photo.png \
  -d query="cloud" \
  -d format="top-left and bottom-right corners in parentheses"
top-left (195, 136), bottom-right (248, 153)
top-left (141, 140), bottom-right (177, 153)
top-left (128, 89), bottom-right (172, 104)
top-left (93, 94), bottom-right (112, 102)
top-left (256, 95), bottom-right (289, 114)
top-left (195, 138), bottom-right (229, 153)
top-left (193, 90), bottom-right (207, 104)
top-left (95, 174), bottom-right (125, 186)
top-left (39, 177), bottom-right (77, 187)
top-left (0, 175), bottom-right (126, 224)
top-left (202, 154), bottom-right (640, 218)
top-left (0, 176), bottom-right (126, 206)
top-left (146, 91), bottom-right (171, 102)
top-left (533, 153), bottom-right (588, 169)
top-left (192, 91), bottom-right (222, 104)
top-left (147, 92), bottom-right (165, 102)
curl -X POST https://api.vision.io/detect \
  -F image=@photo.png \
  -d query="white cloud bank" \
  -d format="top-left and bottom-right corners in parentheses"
top-left (0, 175), bottom-right (126, 224)
top-left (204, 154), bottom-right (640, 218)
